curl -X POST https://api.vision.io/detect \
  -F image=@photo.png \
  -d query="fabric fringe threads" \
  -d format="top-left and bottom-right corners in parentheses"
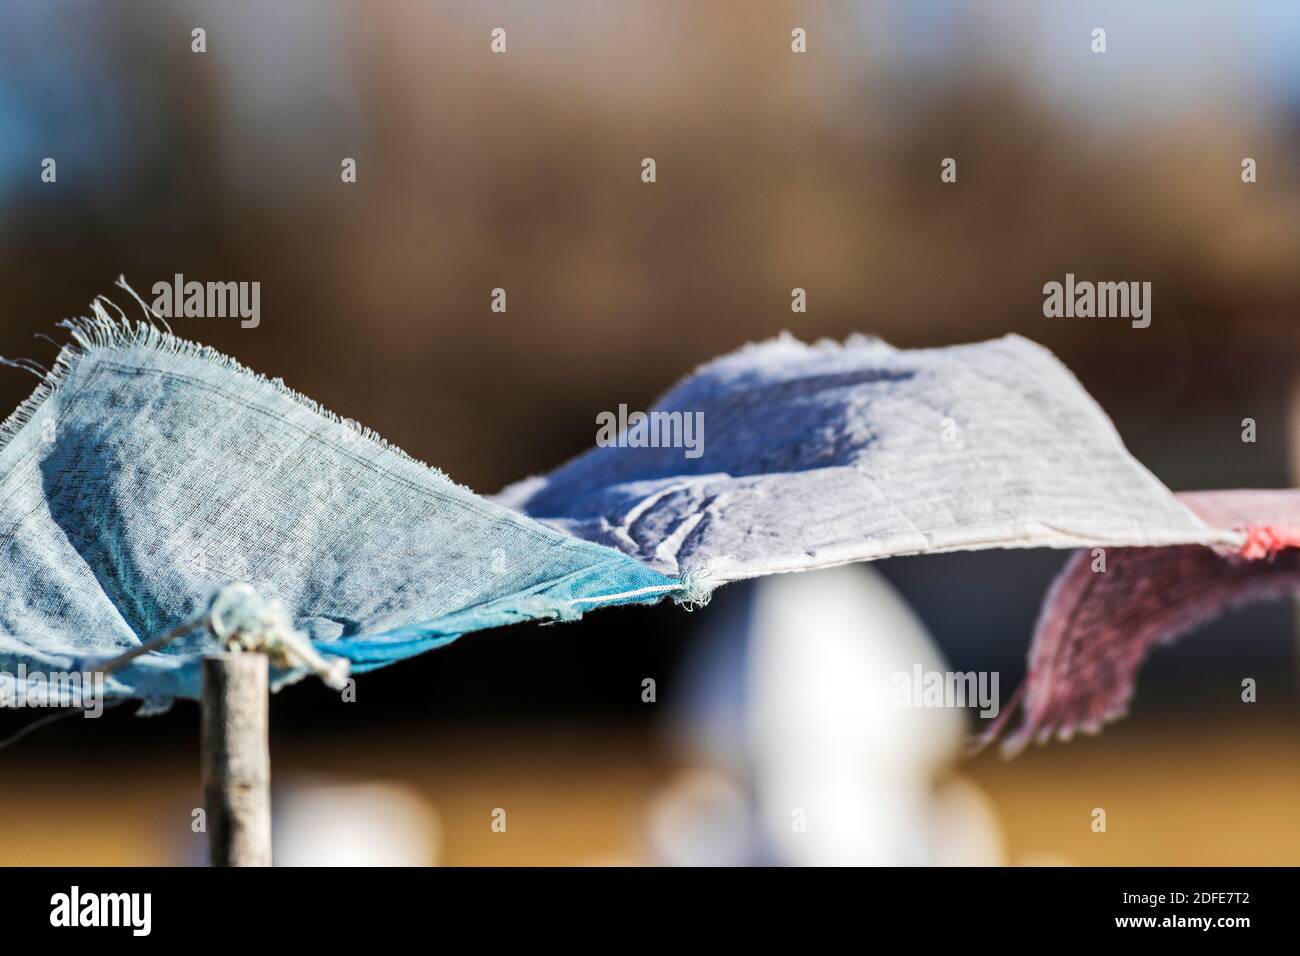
top-left (0, 276), bottom-right (458, 486)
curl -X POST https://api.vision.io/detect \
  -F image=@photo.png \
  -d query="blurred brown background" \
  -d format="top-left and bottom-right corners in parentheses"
top-left (1, 0), bottom-right (1298, 865)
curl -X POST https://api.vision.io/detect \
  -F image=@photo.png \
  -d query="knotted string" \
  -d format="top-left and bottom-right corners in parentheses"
top-left (99, 583), bottom-right (350, 689)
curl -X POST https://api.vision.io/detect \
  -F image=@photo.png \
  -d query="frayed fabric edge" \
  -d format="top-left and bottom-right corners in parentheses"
top-left (0, 276), bottom-right (464, 490)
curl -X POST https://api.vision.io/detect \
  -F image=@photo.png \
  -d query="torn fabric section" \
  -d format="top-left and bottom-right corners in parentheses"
top-left (499, 333), bottom-right (1239, 583)
top-left (0, 284), bottom-right (680, 707)
top-left (984, 490), bottom-right (1300, 754)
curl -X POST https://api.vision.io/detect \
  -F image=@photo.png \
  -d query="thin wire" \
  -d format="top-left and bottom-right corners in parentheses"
top-left (96, 615), bottom-right (205, 676)
top-left (0, 699), bottom-right (129, 751)
top-left (568, 582), bottom-right (686, 604)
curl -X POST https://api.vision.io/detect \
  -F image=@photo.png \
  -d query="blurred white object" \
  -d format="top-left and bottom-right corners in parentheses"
top-left (646, 768), bottom-right (755, 867)
top-left (655, 563), bottom-right (1005, 866)
top-left (928, 777), bottom-right (1006, 867)
top-left (273, 778), bottom-right (441, 866)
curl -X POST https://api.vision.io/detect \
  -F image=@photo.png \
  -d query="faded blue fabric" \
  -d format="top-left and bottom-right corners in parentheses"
top-left (0, 298), bottom-right (681, 707)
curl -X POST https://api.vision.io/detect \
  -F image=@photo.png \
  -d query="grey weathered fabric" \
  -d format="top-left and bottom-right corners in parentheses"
top-left (500, 333), bottom-right (1237, 582)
